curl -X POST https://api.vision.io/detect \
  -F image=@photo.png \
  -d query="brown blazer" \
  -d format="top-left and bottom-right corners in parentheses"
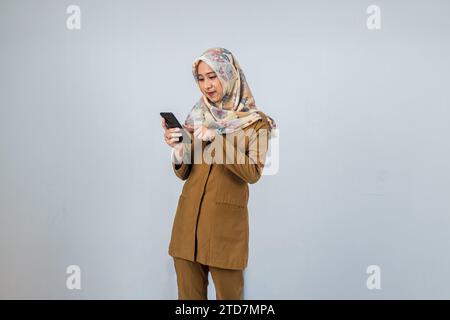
top-left (168, 111), bottom-right (271, 270)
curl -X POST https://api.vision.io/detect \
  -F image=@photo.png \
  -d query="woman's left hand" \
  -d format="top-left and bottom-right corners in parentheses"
top-left (193, 125), bottom-right (217, 142)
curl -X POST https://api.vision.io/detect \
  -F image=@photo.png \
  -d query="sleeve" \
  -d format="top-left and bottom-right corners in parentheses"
top-left (171, 131), bottom-right (195, 181)
top-left (214, 119), bottom-right (270, 184)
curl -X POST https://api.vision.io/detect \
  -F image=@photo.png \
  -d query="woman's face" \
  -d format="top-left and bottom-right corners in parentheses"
top-left (196, 61), bottom-right (224, 104)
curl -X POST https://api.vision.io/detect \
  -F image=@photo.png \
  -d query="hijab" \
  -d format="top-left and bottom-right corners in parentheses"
top-left (184, 47), bottom-right (277, 137)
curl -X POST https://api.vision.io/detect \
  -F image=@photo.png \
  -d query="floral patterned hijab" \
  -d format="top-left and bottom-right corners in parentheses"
top-left (184, 47), bottom-right (277, 137)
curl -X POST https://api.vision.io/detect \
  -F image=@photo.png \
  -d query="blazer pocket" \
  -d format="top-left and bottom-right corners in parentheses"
top-left (215, 200), bottom-right (246, 209)
top-left (214, 165), bottom-right (249, 208)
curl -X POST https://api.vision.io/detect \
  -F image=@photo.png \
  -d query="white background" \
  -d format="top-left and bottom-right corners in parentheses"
top-left (1, 0), bottom-right (449, 299)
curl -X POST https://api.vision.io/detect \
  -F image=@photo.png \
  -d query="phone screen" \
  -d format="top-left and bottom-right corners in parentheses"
top-left (160, 112), bottom-right (183, 129)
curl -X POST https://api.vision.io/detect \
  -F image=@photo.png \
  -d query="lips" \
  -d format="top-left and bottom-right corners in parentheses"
top-left (207, 91), bottom-right (216, 96)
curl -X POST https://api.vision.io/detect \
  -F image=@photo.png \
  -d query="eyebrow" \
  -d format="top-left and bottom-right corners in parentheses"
top-left (197, 72), bottom-right (216, 77)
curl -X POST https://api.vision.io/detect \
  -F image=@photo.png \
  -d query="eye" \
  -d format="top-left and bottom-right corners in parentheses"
top-left (209, 76), bottom-right (217, 80)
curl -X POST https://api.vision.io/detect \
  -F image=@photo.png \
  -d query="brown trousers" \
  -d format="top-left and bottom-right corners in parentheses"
top-left (173, 257), bottom-right (244, 300)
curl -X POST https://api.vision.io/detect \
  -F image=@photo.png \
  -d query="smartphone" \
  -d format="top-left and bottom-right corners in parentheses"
top-left (160, 112), bottom-right (185, 142)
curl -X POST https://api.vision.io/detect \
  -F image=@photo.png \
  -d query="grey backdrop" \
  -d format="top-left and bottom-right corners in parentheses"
top-left (1, 0), bottom-right (449, 299)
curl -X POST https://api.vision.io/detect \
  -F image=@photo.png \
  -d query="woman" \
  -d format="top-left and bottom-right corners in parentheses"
top-left (161, 47), bottom-right (277, 300)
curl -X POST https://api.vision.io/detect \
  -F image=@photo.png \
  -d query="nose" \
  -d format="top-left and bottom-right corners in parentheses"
top-left (203, 78), bottom-right (213, 90)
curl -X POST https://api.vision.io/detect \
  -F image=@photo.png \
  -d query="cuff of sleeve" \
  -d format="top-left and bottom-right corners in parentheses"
top-left (171, 143), bottom-right (193, 166)
top-left (171, 148), bottom-right (182, 165)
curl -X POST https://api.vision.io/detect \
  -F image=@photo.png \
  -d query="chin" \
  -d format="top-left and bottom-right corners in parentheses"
top-left (206, 96), bottom-right (220, 103)
top-left (213, 95), bottom-right (224, 103)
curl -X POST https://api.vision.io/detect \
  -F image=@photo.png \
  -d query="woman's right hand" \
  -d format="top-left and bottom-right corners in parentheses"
top-left (162, 118), bottom-right (184, 162)
top-left (162, 118), bottom-right (183, 148)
